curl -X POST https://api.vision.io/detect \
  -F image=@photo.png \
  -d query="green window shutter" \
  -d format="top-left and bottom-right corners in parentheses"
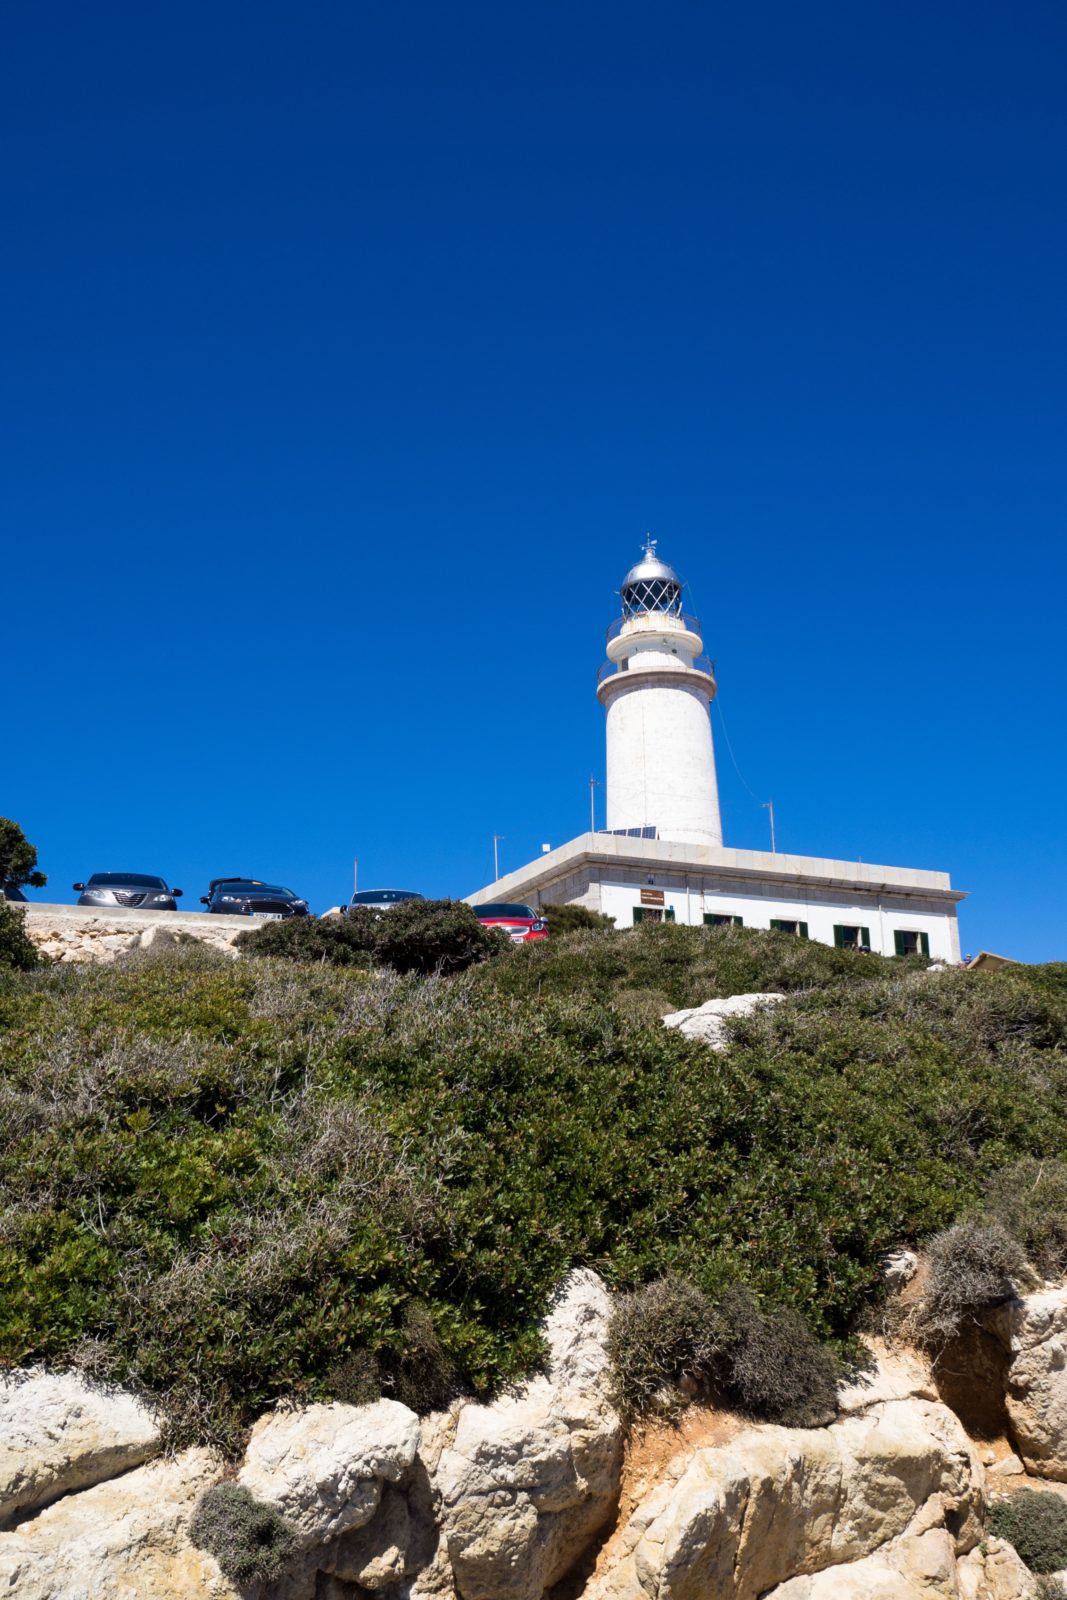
top-left (920, 931), bottom-right (930, 957)
top-left (770, 919), bottom-right (783, 932)
top-left (894, 930), bottom-right (907, 957)
top-left (833, 925), bottom-right (846, 948)
top-left (861, 927), bottom-right (871, 949)
top-left (665, 908), bottom-right (676, 923)
top-left (799, 921), bottom-right (809, 939)
top-left (703, 913), bottom-right (714, 926)
top-left (732, 915), bottom-right (743, 927)
top-left (633, 907), bottom-right (645, 925)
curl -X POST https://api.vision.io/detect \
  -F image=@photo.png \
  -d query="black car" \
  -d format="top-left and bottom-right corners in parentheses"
top-left (200, 882), bottom-right (310, 918)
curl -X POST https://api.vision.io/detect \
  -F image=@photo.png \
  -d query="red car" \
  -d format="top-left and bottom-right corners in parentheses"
top-left (472, 902), bottom-right (548, 943)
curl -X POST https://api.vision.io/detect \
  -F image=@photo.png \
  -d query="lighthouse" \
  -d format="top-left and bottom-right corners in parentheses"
top-left (465, 538), bottom-right (963, 961)
top-left (597, 540), bottom-right (723, 847)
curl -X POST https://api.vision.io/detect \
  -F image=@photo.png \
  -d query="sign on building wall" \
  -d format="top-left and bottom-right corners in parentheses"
top-left (640, 888), bottom-right (665, 907)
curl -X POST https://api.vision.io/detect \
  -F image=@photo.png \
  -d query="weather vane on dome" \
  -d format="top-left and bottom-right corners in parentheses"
top-left (643, 533), bottom-right (658, 559)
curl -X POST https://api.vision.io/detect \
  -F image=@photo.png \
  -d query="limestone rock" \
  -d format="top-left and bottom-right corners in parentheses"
top-left (884, 1250), bottom-right (920, 1290)
top-left (436, 1268), bottom-right (622, 1600)
top-left (0, 1446), bottom-right (228, 1600)
top-left (661, 992), bottom-right (786, 1048)
top-left (957, 1537), bottom-right (1041, 1599)
top-left (989, 1453), bottom-right (1025, 1476)
top-left (583, 1397), bottom-right (982, 1600)
top-left (239, 1397), bottom-right (420, 1549)
top-left (0, 1369), bottom-right (159, 1527)
top-left (993, 1288), bottom-right (1067, 1479)
top-left (766, 1525), bottom-right (960, 1597)
top-left (836, 1340), bottom-right (937, 1415)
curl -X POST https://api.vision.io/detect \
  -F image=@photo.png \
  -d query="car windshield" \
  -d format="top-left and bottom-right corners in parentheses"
top-left (218, 885), bottom-right (293, 899)
top-left (350, 890), bottom-right (423, 905)
top-left (88, 873), bottom-right (168, 889)
top-left (473, 904), bottom-right (536, 919)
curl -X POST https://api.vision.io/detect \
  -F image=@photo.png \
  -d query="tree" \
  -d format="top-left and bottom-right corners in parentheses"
top-left (0, 818), bottom-right (47, 897)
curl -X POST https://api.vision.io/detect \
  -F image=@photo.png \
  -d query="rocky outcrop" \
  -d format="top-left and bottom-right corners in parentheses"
top-left (20, 903), bottom-right (253, 963)
top-left (584, 1397), bottom-right (983, 1600)
top-left (661, 992), bottom-right (786, 1047)
top-left (435, 1267), bottom-right (623, 1600)
top-left (0, 1369), bottom-right (159, 1527)
top-left (239, 1397), bottom-right (421, 1550)
top-left (990, 1287), bottom-right (1067, 1480)
top-left (0, 1447), bottom-right (227, 1600)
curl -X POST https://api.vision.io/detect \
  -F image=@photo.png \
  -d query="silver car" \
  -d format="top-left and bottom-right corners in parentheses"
top-left (73, 872), bottom-right (183, 911)
top-left (347, 889), bottom-right (425, 913)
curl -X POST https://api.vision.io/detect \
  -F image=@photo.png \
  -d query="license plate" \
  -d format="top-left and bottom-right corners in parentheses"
top-left (256, 912), bottom-right (284, 920)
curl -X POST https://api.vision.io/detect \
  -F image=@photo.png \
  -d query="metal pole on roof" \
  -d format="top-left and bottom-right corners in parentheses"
top-left (353, 858), bottom-right (358, 893)
top-left (493, 835), bottom-right (504, 880)
top-left (589, 775), bottom-right (600, 834)
top-left (762, 801), bottom-right (776, 853)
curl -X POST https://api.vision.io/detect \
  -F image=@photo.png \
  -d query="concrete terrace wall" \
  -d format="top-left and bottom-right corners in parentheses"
top-left (12, 903), bottom-right (274, 963)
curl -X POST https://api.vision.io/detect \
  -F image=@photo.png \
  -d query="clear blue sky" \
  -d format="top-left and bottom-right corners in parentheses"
top-left (3, 2), bottom-right (1065, 959)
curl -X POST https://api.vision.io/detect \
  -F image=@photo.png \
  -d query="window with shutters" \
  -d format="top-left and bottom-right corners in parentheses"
top-left (704, 913), bottom-right (743, 927)
top-left (834, 925), bottom-right (871, 951)
top-left (894, 929), bottom-right (930, 957)
top-left (770, 919), bottom-right (809, 938)
top-left (633, 907), bottom-right (676, 925)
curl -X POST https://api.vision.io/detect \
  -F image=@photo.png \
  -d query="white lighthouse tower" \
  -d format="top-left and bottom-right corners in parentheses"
top-left (597, 540), bottom-right (723, 847)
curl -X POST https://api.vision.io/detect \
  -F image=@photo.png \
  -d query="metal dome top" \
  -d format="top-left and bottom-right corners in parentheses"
top-left (620, 537), bottom-right (683, 617)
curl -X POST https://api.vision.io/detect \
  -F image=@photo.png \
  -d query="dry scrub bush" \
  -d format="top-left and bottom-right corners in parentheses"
top-left (608, 1275), bottom-right (722, 1415)
top-left (913, 1222), bottom-right (1030, 1346)
top-left (189, 1482), bottom-right (297, 1586)
top-left (608, 1275), bottom-right (840, 1426)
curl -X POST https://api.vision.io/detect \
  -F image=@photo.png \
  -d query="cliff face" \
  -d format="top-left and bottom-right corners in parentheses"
top-left (4, 1267), bottom-right (1065, 1600)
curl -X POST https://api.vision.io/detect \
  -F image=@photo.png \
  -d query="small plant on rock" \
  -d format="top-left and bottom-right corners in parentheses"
top-left (189, 1482), bottom-right (297, 1586)
top-left (988, 1490), bottom-right (1067, 1574)
top-left (914, 1221), bottom-right (1030, 1346)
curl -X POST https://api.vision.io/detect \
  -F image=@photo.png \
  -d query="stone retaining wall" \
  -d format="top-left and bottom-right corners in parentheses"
top-left (10, 902), bottom-right (272, 963)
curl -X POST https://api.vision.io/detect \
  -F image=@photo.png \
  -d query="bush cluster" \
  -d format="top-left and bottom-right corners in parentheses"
top-left (189, 1483), bottom-right (297, 1586)
top-left (0, 903), bottom-right (38, 972)
top-left (541, 903), bottom-right (616, 935)
top-left (988, 1490), bottom-right (1067, 1574)
top-left (236, 897), bottom-right (502, 974)
top-left (981, 1157), bottom-right (1067, 1279)
top-left (607, 1275), bottom-right (839, 1426)
top-left (0, 928), bottom-right (1064, 1452)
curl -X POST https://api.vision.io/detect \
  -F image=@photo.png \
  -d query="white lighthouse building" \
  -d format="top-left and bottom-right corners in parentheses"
top-left (600, 541), bottom-right (722, 847)
top-left (467, 543), bottom-right (964, 960)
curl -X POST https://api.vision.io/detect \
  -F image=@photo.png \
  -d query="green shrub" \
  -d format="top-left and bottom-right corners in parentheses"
top-left (0, 818), bottom-right (47, 897)
top-left (2, 942), bottom-right (1067, 1453)
top-left (541, 903), bottom-right (615, 934)
top-left (982, 1158), bottom-right (1067, 1278)
top-left (0, 903), bottom-right (38, 971)
top-left (988, 1490), bottom-right (1067, 1574)
top-left (915, 1222), bottom-right (1030, 1345)
top-left (237, 899), bottom-right (500, 975)
top-left (189, 1482), bottom-right (297, 1586)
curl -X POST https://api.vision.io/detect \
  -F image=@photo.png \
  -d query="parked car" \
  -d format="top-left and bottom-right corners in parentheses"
top-left (471, 902), bottom-right (548, 943)
top-left (200, 882), bottom-right (310, 918)
top-left (206, 876), bottom-right (265, 896)
top-left (345, 889), bottom-right (425, 914)
top-left (73, 873), bottom-right (183, 911)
